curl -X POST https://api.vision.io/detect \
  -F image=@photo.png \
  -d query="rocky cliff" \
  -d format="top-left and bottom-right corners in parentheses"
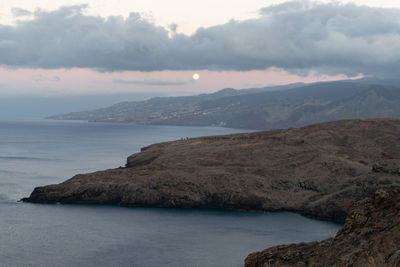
top-left (245, 187), bottom-right (400, 266)
top-left (23, 118), bottom-right (400, 224)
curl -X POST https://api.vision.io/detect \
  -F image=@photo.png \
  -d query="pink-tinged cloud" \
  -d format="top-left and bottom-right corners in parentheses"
top-left (0, 67), bottom-right (362, 96)
top-left (0, 3), bottom-right (398, 78)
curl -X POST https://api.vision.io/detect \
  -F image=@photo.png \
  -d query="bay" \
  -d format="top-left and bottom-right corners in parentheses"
top-left (0, 120), bottom-right (341, 267)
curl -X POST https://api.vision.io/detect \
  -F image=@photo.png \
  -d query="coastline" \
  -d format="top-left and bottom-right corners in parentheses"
top-left (22, 118), bottom-right (400, 265)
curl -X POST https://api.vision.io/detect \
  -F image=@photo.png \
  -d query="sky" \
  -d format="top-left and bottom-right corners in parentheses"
top-left (0, 0), bottom-right (399, 96)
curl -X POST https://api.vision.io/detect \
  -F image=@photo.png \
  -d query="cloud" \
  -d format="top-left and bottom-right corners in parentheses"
top-left (11, 8), bottom-right (32, 17)
top-left (113, 78), bottom-right (192, 86)
top-left (0, 2), bottom-right (399, 77)
top-left (32, 74), bottom-right (61, 82)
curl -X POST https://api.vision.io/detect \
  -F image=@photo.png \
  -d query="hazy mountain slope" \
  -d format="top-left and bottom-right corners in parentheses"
top-left (49, 80), bottom-right (400, 129)
top-left (48, 83), bottom-right (303, 123)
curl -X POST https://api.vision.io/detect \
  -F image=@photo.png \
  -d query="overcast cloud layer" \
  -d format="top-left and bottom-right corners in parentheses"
top-left (113, 78), bottom-right (192, 86)
top-left (0, 1), bottom-right (399, 77)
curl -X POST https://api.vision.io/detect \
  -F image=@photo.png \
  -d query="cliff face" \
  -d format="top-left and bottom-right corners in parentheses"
top-left (245, 187), bottom-right (400, 267)
top-left (23, 119), bottom-right (400, 223)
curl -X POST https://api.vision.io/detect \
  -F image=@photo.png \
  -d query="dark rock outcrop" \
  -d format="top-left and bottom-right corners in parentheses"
top-left (245, 187), bottom-right (400, 267)
top-left (23, 118), bottom-right (400, 224)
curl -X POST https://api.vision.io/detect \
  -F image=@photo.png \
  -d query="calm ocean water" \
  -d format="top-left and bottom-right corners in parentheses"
top-left (0, 120), bottom-right (341, 267)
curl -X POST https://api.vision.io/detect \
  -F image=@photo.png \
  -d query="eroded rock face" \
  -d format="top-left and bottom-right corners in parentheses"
top-left (23, 119), bottom-right (400, 223)
top-left (245, 187), bottom-right (400, 267)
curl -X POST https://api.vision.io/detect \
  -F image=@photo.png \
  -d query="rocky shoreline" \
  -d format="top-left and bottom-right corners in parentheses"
top-left (245, 187), bottom-right (400, 266)
top-left (23, 119), bottom-right (400, 221)
top-left (23, 118), bottom-right (400, 265)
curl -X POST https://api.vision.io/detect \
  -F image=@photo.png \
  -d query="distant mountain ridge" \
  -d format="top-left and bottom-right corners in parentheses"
top-left (49, 80), bottom-right (400, 129)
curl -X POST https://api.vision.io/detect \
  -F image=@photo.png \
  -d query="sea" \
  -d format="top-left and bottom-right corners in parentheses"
top-left (0, 120), bottom-right (341, 267)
